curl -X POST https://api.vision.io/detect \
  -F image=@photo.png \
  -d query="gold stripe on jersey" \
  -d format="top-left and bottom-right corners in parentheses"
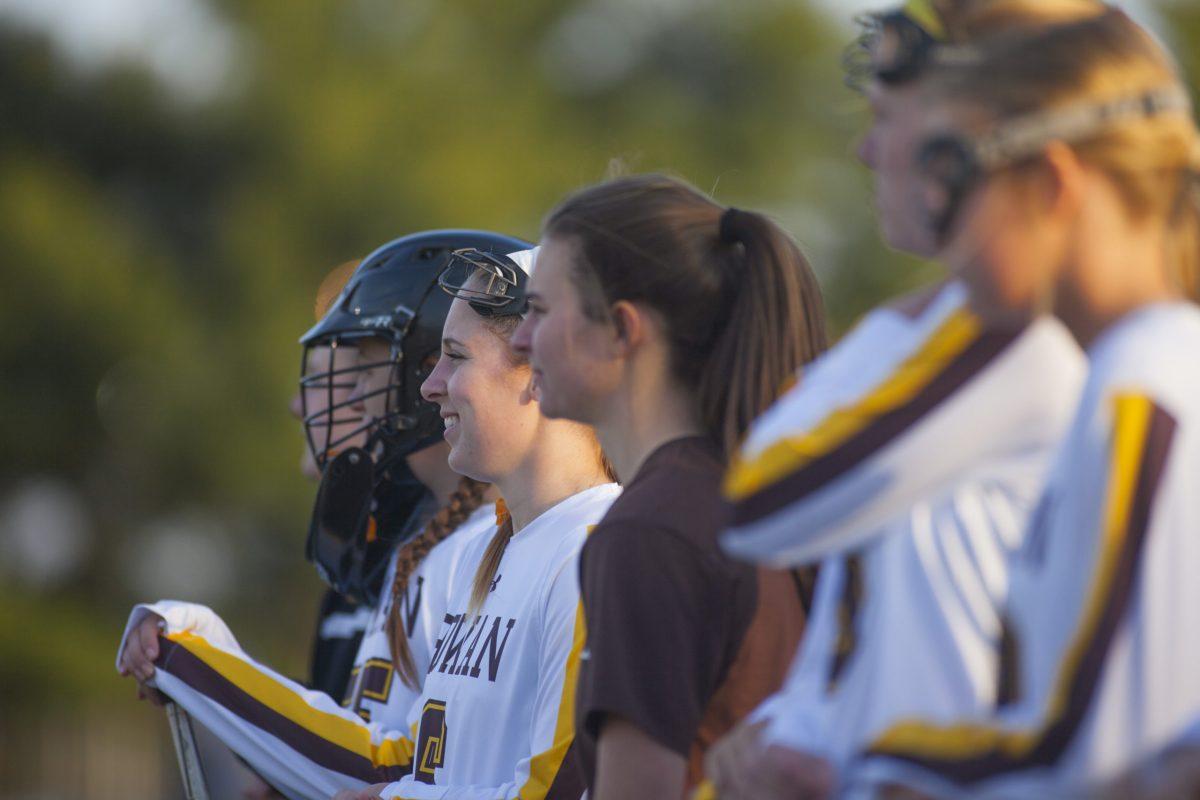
top-left (520, 529), bottom-right (597, 799)
top-left (866, 394), bottom-right (1171, 776)
top-left (724, 309), bottom-right (980, 501)
top-left (166, 630), bottom-right (415, 769)
top-left (515, 599), bottom-right (587, 799)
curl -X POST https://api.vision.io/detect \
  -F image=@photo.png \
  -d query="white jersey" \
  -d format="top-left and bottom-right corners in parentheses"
top-left (856, 303), bottom-right (1200, 798)
top-left (113, 505), bottom-right (496, 800)
top-left (722, 283), bottom-right (1080, 566)
top-left (378, 482), bottom-right (621, 800)
top-left (719, 284), bottom-right (1085, 788)
top-left (343, 505), bottom-right (495, 726)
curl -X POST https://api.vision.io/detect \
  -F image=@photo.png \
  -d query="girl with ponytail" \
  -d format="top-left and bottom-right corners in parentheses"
top-left (510, 173), bottom-right (827, 799)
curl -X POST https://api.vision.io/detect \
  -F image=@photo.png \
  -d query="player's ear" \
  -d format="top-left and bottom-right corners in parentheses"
top-left (1035, 140), bottom-right (1087, 221)
top-left (608, 300), bottom-right (646, 358)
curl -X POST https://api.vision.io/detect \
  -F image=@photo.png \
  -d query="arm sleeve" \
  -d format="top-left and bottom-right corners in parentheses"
top-left (115, 600), bottom-right (240, 668)
top-left (125, 605), bottom-right (414, 800)
top-left (852, 393), bottom-right (1186, 799)
top-left (722, 313), bottom-right (1082, 567)
top-left (378, 556), bottom-right (587, 800)
top-left (576, 525), bottom-right (737, 758)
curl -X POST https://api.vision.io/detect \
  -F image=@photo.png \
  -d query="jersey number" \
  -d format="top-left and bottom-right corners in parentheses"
top-left (343, 658), bottom-right (395, 722)
top-left (416, 699), bottom-right (448, 784)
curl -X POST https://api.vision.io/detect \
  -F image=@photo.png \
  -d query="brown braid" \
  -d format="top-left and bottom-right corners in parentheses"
top-left (387, 475), bottom-right (489, 689)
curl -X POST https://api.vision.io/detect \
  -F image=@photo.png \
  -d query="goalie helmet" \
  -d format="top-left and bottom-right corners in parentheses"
top-left (300, 229), bottom-right (531, 604)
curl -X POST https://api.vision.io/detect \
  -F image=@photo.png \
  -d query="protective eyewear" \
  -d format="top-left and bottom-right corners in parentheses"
top-left (437, 248), bottom-right (528, 317)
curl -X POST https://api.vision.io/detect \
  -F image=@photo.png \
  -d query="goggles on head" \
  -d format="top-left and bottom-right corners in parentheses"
top-left (917, 85), bottom-right (1194, 242)
top-left (870, 10), bottom-right (941, 85)
top-left (848, 3), bottom-right (973, 88)
top-left (438, 248), bottom-right (529, 317)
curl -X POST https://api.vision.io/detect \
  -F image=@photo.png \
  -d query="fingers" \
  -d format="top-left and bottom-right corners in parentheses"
top-left (136, 617), bottom-right (161, 679)
top-left (763, 745), bottom-right (836, 800)
top-left (708, 720), bottom-right (768, 800)
top-left (119, 636), bottom-right (145, 679)
top-left (120, 615), bottom-right (164, 682)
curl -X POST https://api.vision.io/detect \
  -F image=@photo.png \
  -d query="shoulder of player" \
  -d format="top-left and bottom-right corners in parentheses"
top-left (1088, 303), bottom-right (1200, 414)
top-left (583, 513), bottom-right (745, 584)
top-left (736, 295), bottom-right (946, 460)
top-left (884, 279), bottom-right (960, 320)
top-left (502, 485), bottom-right (622, 576)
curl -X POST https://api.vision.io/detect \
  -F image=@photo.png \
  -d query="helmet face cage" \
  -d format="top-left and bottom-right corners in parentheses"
top-left (437, 248), bottom-right (529, 317)
top-left (916, 85), bottom-right (1193, 244)
top-left (299, 335), bottom-right (414, 472)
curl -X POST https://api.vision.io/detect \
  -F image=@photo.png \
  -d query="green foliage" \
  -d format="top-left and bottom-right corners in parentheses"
top-left (0, 0), bottom-right (926, 713)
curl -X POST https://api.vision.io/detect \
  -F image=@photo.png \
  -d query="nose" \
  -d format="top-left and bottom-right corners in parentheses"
top-left (420, 354), bottom-right (448, 404)
top-left (346, 371), bottom-right (369, 412)
top-left (511, 315), bottom-right (533, 359)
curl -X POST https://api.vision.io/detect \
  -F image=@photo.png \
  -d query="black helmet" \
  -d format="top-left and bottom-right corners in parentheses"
top-left (301, 229), bottom-right (531, 603)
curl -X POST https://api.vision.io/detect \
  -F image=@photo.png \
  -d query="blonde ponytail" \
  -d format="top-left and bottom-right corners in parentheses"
top-left (467, 501), bottom-right (514, 616)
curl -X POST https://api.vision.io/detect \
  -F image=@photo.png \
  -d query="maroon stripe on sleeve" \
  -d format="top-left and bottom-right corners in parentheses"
top-left (732, 329), bottom-right (1019, 528)
top-left (155, 635), bottom-right (410, 784)
top-left (869, 402), bottom-right (1177, 784)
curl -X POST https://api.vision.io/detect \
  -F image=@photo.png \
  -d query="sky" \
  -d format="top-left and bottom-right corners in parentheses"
top-left (0, 0), bottom-right (1174, 103)
top-left (0, 0), bottom-right (240, 102)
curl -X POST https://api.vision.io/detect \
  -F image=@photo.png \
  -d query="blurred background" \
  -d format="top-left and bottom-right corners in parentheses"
top-left (0, 0), bottom-right (1194, 797)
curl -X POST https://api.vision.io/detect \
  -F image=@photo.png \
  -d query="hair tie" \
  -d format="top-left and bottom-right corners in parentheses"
top-left (494, 497), bottom-right (510, 528)
top-left (719, 207), bottom-right (744, 244)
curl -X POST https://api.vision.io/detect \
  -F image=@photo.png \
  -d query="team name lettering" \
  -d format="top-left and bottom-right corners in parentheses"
top-left (428, 612), bottom-right (518, 683)
top-left (429, 612), bottom-right (460, 669)
top-left (398, 575), bottom-right (424, 637)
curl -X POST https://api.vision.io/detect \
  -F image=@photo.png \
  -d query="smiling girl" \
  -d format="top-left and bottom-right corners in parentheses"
top-left (337, 246), bottom-right (620, 799)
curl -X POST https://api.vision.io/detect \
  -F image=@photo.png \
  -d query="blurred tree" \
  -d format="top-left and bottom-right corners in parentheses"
top-left (0, 0), bottom-right (933, 720)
